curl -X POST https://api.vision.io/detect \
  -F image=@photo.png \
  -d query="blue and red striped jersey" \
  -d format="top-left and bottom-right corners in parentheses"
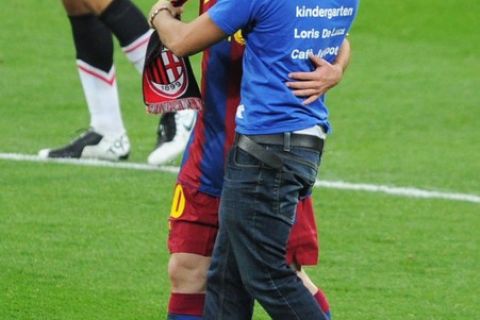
top-left (177, 0), bottom-right (245, 196)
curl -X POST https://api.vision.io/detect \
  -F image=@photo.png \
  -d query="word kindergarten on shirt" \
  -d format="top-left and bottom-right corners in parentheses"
top-left (290, 5), bottom-right (356, 61)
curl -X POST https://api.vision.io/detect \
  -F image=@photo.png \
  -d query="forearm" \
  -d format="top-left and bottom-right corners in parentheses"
top-left (152, 12), bottom-right (189, 55)
top-left (285, 38), bottom-right (353, 104)
top-left (333, 38), bottom-right (351, 74)
top-left (149, 1), bottom-right (226, 57)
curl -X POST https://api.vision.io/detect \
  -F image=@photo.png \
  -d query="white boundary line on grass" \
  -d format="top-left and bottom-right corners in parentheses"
top-left (0, 152), bottom-right (180, 174)
top-left (1, 152), bottom-right (479, 204)
top-left (314, 180), bottom-right (480, 204)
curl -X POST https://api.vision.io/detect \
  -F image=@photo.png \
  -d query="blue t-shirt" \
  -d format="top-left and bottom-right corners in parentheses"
top-left (208, 0), bottom-right (359, 134)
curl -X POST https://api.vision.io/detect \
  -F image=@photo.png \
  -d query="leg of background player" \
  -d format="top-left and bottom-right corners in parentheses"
top-left (40, 0), bottom-right (192, 162)
top-left (39, 0), bottom-right (130, 160)
top-left (86, 0), bottom-right (196, 165)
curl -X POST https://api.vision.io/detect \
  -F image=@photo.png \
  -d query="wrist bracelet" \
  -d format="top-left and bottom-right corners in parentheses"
top-left (150, 6), bottom-right (171, 26)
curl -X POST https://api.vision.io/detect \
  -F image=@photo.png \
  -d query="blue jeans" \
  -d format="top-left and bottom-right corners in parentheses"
top-left (204, 140), bottom-right (327, 320)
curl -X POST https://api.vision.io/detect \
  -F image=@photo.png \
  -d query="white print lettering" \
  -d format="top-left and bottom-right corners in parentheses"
top-left (294, 27), bottom-right (346, 39)
top-left (294, 28), bottom-right (320, 39)
top-left (296, 6), bottom-right (354, 19)
top-left (317, 46), bottom-right (339, 57)
top-left (322, 27), bottom-right (346, 39)
top-left (290, 5), bottom-right (354, 60)
top-left (291, 47), bottom-right (339, 60)
top-left (291, 48), bottom-right (314, 60)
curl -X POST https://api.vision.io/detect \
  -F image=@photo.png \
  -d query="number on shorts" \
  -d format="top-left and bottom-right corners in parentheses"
top-left (170, 184), bottom-right (186, 219)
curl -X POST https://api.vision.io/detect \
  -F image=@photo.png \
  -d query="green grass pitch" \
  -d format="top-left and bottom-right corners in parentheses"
top-left (1, 0), bottom-right (479, 319)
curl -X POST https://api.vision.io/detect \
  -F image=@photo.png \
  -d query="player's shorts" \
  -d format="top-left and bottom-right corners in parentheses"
top-left (168, 183), bottom-right (319, 266)
top-left (286, 196), bottom-right (319, 266)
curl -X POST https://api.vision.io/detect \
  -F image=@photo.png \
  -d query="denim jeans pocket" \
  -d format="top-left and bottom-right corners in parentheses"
top-left (277, 147), bottom-right (321, 196)
top-left (232, 146), bottom-right (261, 168)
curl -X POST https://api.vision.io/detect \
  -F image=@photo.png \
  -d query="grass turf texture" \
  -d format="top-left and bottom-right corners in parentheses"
top-left (0, 0), bottom-right (479, 319)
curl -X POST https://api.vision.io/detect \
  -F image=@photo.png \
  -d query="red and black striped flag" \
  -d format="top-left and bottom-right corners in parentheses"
top-left (142, 31), bottom-right (202, 114)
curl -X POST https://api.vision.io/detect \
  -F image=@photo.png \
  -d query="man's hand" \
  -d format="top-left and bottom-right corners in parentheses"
top-left (148, 0), bottom-right (225, 57)
top-left (149, 0), bottom-right (183, 28)
top-left (286, 53), bottom-right (344, 105)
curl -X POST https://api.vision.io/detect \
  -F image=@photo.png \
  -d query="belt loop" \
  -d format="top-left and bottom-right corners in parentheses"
top-left (234, 133), bottom-right (240, 145)
top-left (283, 132), bottom-right (291, 152)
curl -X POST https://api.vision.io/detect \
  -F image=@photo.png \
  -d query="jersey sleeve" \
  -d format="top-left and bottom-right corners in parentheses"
top-left (207, 0), bottom-right (258, 35)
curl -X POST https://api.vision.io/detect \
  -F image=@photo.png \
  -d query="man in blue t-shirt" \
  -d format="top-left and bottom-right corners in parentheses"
top-left (150, 0), bottom-right (359, 318)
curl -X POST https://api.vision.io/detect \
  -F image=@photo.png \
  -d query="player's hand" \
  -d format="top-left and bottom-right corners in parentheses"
top-left (149, 0), bottom-right (184, 27)
top-left (286, 53), bottom-right (344, 105)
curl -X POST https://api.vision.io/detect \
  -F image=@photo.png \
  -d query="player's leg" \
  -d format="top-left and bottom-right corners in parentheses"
top-left (82, 0), bottom-right (152, 73)
top-left (168, 253), bottom-right (210, 319)
top-left (166, 189), bottom-right (328, 318)
top-left (296, 268), bottom-right (331, 319)
top-left (86, 0), bottom-right (195, 166)
top-left (166, 184), bottom-right (220, 319)
top-left (39, 0), bottom-right (129, 160)
top-left (288, 196), bottom-right (332, 319)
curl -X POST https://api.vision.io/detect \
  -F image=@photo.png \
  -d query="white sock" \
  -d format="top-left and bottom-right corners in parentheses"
top-left (121, 29), bottom-right (153, 73)
top-left (77, 59), bottom-right (125, 137)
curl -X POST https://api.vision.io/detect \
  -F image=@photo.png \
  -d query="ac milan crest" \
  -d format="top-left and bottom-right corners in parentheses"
top-left (145, 49), bottom-right (188, 99)
top-left (143, 32), bottom-right (203, 114)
